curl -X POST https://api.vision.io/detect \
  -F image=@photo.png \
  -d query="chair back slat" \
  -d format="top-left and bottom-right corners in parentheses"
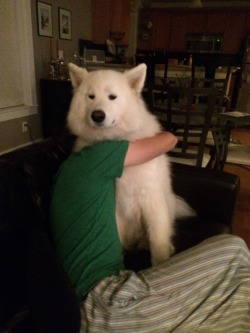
top-left (165, 86), bottom-right (218, 168)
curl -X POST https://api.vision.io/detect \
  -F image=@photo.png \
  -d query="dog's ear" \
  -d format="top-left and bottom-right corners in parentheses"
top-left (68, 63), bottom-right (88, 88)
top-left (125, 63), bottom-right (147, 93)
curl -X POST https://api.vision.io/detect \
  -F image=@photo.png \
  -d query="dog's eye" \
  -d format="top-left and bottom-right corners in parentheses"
top-left (88, 94), bottom-right (95, 100)
top-left (108, 94), bottom-right (117, 100)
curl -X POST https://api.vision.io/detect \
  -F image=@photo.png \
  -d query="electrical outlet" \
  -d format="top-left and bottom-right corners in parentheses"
top-left (22, 121), bottom-right (28, 132)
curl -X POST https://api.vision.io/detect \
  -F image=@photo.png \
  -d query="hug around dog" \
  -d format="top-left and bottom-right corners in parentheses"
top-left (67, 63), bottom-right (195, 265)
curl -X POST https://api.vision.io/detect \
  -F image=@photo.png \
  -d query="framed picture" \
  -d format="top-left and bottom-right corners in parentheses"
top-left (37, 1), bottom-right (53, 37)
top-left (59, 8), bottom-right (72, 40)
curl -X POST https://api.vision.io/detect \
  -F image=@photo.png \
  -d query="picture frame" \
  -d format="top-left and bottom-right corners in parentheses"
top-left (59, 8), bottom-right (72, 40)
top-left (37, 1), bottom-right (53, 37)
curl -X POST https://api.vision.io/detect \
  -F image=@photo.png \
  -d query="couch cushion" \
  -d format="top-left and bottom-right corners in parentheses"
top-left (26, 229), bottom-right (80, 333)
top-left (171, 162), bottom-right (240, 227)
top-left (0, 162), bottom-right (34, 326)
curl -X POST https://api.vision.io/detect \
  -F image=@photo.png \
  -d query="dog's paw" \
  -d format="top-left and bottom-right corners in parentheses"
top-left (151, 243), bottom-right (175, 266)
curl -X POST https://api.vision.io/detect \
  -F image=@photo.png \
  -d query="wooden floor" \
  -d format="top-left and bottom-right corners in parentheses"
top-left (223, 127), bottom-right (250, 249)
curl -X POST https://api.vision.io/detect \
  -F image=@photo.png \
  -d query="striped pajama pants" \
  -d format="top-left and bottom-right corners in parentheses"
top-left (80, 235), bottom-right (250, 332)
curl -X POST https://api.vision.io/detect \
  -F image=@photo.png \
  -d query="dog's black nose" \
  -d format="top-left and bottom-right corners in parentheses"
top-left (91, 110), bottom-right (106, 123)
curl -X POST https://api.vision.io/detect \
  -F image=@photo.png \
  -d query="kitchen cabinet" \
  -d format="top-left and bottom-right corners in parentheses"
top-left (137, 9), bottom-right (155, 50)
top-left (206, 11), bottom-right (226, 34)
top-left (92, 0), bottom-right (111, 45)
top-left (138, 8), bottom-right (189, 52)
top-left (188, 11), bottom-right (207, 33)
top-left (137, 9), bottom-right (171, 51)
top-left (154, 10), bottom-right (171, 51)
top-left (222, 11), bottom-right (247, 54)
top-left (245, 11), bottom-right (250, 31)
top-left (204, 10), bottom-right (248, 54)
top-left (92, 0), bottom-right (130, 46)
top-left (169, 12), bottom-right (189, 52)
top-left (137, 8), bottom-right (249, 54)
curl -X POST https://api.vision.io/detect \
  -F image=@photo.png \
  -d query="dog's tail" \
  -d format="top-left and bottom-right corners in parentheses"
top-left (174, 195), bottom-right (196, 220)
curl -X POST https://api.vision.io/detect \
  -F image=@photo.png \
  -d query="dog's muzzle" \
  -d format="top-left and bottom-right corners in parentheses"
top-left (91, 110), bottom-right (105, 126)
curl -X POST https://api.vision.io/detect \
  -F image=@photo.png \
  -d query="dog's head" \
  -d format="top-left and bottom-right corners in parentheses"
top-left (67, 63), bottom-right (147, 147)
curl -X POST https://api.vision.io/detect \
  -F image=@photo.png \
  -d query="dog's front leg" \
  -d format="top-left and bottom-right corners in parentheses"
top-left (143, 202), bottom-right (174, 266)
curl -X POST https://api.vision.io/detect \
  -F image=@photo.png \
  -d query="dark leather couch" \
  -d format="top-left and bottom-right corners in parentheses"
top-left (0, 138), bottom-right (240, 333)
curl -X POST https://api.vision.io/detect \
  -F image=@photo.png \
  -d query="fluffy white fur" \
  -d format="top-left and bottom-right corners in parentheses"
top-left (67, 63), bottom-right (195, 265)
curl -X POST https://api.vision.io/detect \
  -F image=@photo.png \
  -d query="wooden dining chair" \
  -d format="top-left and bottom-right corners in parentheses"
top-left (164, 86), bottom-right (218, 168)
top-left (192, 78), bottom-right (231, 170)
top-left (191, 78), bottom-right (228, 112)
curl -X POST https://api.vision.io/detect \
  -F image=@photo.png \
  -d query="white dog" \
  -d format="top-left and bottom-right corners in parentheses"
top-left (67, 63), bottom-right (194, 265)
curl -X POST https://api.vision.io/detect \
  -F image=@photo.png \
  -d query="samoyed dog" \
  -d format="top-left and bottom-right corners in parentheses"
top-left (67, 63), bottom-right (194, 265)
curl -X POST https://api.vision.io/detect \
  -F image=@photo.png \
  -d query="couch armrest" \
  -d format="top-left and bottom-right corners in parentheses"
top-left (171, 162), bottom-right (240, 253)
top-left (171, 162), bottom-right (240, 227)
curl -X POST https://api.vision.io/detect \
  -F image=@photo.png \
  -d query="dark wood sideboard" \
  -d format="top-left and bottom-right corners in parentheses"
top-left (40, 79), bottom-right (75, 149)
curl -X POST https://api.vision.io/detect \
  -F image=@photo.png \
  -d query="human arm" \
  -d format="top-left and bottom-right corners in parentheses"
top-left (124, 132), bottom-right (178, 167)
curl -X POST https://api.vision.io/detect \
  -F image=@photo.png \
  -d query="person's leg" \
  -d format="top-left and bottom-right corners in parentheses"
top-left (80, 235), bottom-right (250, 333)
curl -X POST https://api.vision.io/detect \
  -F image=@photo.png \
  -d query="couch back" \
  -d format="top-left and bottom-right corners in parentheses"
top-left (0, 139), bottom-right (80, 332)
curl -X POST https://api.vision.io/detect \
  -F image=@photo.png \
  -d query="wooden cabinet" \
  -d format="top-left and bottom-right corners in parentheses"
top-left (206, 11), bottom-right (226, 34)
top-left (154, 10), bottom-right (171, 51)
top-left (137, 8), bottom-right (249, 54)
top-left (40, 79), bottom-right (72, 139)
top-left (169, 12), bottom-right (189, 52)
top-left (188, 11), bottom-right (207, 33)
top-left (202, 10), bottom-right (248, 54)
top-left (222, 11), bottom-right (247, 54)
top-left (245, 10), bottom-right (250, 32)
top-left (110, 0), bottom-right (130, 40)
top-left (92, 0), bottom-right (130, 46)
top-left (137, 9), bottom-right (155, 50)
top-left (92, 0), bottom-right (111, 45)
